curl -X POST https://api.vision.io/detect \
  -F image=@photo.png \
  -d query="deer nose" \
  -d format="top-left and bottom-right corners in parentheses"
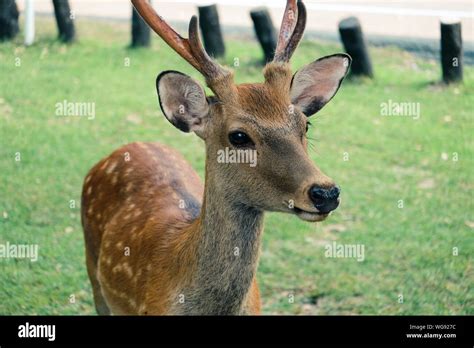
top-left (309, 185), bottom-right (340, 214)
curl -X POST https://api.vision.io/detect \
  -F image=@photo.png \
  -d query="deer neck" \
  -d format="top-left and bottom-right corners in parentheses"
top-left (180, 164), bottom-right (265, 315)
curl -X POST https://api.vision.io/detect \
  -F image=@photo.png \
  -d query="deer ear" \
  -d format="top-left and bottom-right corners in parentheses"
top-left (156, 71), bottom-right (210, 137)
top-left (290, 54), bottom-right (351, 117)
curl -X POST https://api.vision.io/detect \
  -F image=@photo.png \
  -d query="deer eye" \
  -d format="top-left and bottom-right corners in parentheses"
top-left (306, 121), bottom-right (312, 133)
top-left (228, 131), bottom-right (254, 147)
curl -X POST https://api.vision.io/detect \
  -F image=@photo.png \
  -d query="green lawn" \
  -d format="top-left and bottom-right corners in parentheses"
top-left (0, 17), bottom-right (472, 315)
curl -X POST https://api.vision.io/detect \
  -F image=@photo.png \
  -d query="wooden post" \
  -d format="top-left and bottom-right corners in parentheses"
top-left (441, 19), bottom-right (463, 84)
top-left (24, 0), bottom-right (35, 46)
top-left (339, 16), bottom-right (373, 78)
top-left (198, 4), bottom-right (225, 58)
top-left (131, 5), bottom-right (150, 47)
top-left (0, 0), bottom-right (19, 41)
top-left (52, 0), bottom-right (75, 43)
top-left (250, 7), bottom-right (277, 63)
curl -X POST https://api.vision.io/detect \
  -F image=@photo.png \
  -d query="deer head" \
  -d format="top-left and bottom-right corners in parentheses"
top-left (132, 0), bottom-right (351, 222)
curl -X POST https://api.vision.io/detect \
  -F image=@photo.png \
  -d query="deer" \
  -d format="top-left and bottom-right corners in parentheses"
top-left (81, 0), bottom-right (351, 315)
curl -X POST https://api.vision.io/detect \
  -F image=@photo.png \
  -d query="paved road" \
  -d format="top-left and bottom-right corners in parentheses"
top-left (18, 0), bottom-right (473, 41)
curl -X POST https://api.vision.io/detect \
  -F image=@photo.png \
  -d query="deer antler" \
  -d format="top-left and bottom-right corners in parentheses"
top-left (131, 0), bottom-right (227, 80)
top-left (274, 0), bottom-right (307, 62)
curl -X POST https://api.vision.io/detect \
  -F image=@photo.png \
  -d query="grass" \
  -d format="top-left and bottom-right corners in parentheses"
top-left (0, 17), bottom-right (472, 315)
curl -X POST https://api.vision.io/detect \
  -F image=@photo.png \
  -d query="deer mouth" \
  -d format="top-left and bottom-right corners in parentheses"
top-left (293, 207), bottom-right (329, 222)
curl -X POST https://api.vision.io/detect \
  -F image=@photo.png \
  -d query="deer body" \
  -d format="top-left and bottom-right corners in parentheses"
top-left (82, 141), bottom-right (262, 314)
top-left (82, 0), bottom-right (351, 315)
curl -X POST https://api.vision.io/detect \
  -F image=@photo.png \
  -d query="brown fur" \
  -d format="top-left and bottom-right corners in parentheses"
top-left (83, 0), bottom-right (351, 315)
top-left (82, 54), bottom-right (348, 315)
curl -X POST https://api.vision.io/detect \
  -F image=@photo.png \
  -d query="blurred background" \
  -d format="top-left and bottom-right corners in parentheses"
top-left (13, 0), bottom-right (474, 60)
top-left (0, 0), bottom-right (472, 315)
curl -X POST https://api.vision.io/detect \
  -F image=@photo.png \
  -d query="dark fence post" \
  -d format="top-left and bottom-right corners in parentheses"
top-left (441, 20), bottom-right (463, 84)
top-left (198, 4), bottom-right (225, 58)
top-left (0, 0), bottom-right (19, 41)
top-left (131, 5), bottom-right (150, 47)
top-left (339, 16), bottom-right (373, 78)
top-left (250, 7), bottom-right (277, 63)
top-left (52, 0), bottom-right (75, 43)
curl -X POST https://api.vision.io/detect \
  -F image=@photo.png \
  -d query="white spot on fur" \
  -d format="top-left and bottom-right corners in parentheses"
top-left (106, 161), bottom-right (118, 174)
top-left (100, 159), bottom-right (109, 171)
top-left (123, 263), bottom-right (133, 278)
top-left (112, 264), bottom-right (122, 273)
top-left (133, 210), bottom-right (142, 218)
top-left (111, 262), bottom-right (133, 279)
top-left (128, 298), bottom-right (137, 308)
